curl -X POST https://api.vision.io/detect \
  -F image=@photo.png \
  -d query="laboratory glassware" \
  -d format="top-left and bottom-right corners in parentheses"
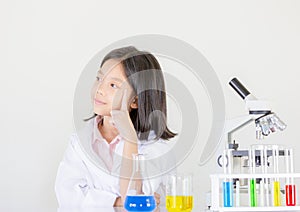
top-left (124, 154), bottom-right (156, 212)
top-left (251, 145), bottom-right (270, 207)
top-left (249, 148), bottom-right (257, 207)
top-left (222, 149), bottom-right (233, 207)
top-left (285, 148), bottom-right (296, 206)
top-left (272, 145), bottom-right (282, 206)
top-left (166, 173), bottom-right (193, 212)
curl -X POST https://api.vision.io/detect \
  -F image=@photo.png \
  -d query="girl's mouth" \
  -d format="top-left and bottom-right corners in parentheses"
top-left (94, 99), bottom-right (106, 105)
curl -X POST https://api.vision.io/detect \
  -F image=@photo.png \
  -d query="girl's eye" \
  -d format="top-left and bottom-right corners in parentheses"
top-left (96, 76), bottom-right (102, 81)
top-left (110, 83), bottom-right (118, 89)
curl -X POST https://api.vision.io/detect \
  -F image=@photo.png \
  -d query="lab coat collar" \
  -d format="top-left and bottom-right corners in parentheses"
top-left (76, 116), bottom-right (160, 176)
top-left (92, 115), bottom-right (157, 145)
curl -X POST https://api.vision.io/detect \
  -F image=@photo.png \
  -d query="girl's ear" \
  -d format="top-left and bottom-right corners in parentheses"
top-left (130, 96), bottom-right (138, 109)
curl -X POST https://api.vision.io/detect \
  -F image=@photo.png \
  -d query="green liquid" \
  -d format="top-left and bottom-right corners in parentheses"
top-left (250, 179), bottom-right (257, 207)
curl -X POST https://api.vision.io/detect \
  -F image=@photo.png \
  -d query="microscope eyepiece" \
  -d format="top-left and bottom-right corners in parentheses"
top-left (229, 78), bottom-right (251, 99)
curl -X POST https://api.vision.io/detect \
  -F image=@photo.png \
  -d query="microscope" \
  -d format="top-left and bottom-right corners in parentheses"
top-left (218, 77), bottom-right (286, 171)
top-left (205, 78), bottom-right (298, 211)
top-left (218, 78), bottom-right (286, 182)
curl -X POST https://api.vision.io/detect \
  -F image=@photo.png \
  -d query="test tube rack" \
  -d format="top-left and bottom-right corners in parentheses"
top-left (210, 173), bottom-right (300, 212)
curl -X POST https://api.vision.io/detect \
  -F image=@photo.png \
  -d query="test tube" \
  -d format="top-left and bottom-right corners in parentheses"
top-left (223, 149), bottom-right (233, 207)
top-left (285, 148), bottom-right (296, 206)
top-left (258, 145), bottom-right (265, 207)
top-left (236, 180), bottom-right (240, 207)
top-left (272, 145), bottom-right (281, 206)
top-left (249, 148), bottom-right (257, 207)
top-left (263, 145), bottom-right (270, 206)
top-left (259, 179), bottom-right (264, 206)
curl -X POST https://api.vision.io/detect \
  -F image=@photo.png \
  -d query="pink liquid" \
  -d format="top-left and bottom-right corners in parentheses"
top-left (285, 185), bottom-right (296, 206)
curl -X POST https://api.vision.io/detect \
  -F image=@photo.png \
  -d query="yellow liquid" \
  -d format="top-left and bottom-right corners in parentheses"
top-left (166, 196), bottom-right (193, 212)
top-left (273, 181), bottom-right (282, 206)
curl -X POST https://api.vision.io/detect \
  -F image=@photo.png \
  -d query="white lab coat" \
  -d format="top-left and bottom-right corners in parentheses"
top-left (55, 118), bottom-right (176, 207)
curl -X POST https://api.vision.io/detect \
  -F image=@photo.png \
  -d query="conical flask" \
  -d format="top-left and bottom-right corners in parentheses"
top-left (124, 154), bottom-right (156, 211)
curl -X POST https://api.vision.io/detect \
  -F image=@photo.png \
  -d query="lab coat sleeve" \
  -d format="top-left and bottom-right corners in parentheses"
top-left (55, 135), bottom-right (118, 207)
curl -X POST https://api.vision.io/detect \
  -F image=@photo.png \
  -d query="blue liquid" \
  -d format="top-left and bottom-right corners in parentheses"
top-left (124, 195), bottom-right (156, 211)
top-left (223, 181), bottom-right (233, 207)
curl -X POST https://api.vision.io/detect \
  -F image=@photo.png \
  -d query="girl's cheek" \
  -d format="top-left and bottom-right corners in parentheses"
top-left (91, 84), bottom-right (97, 101)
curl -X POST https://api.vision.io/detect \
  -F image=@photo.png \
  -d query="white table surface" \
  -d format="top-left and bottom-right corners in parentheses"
top-left (57, 205), bottom-right (204, 212)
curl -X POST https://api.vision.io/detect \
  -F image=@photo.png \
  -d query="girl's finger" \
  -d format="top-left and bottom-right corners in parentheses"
top-left (154, 192), bottom-right (160, 198)
top-left (108, 118), bottom-right (115, 126)
top-left (155, 197), bottom-right (160, 205)
top-left (154, 192), bottom-right (160, 205)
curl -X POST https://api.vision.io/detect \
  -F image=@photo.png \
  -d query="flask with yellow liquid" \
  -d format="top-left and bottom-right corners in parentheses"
top-left (166, 173), bottom-right (193, 212)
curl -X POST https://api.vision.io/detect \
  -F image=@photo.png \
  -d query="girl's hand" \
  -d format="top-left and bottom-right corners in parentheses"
top-left (110, 88), bottom-right (138, 142)
top-left (112, 84), bottom-right (139, 201)
top-left (154, 192), bottom-right (161, 206)
top-left (113, 196), bottom-right (123, 207)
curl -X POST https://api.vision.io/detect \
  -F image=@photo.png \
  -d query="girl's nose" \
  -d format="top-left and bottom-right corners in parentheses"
top-left (96, 89), bottom-right (102, 95)
top-left (96, 81), bottom-right (104, 96)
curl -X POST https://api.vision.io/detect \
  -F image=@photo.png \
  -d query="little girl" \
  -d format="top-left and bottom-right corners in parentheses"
top-left (55, 46), bottom-right (177, 208)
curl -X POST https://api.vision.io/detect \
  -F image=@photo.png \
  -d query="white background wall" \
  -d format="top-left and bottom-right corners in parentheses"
top-left (1, 0), bottom-right (300, 211)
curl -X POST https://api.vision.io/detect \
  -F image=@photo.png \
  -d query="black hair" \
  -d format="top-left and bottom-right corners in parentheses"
top-left (90, 46), bottom-right (177, 141)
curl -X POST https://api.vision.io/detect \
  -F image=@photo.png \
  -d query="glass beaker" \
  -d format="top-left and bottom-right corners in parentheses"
top-left (166, 173), bottom-right (193, 212)
top-left (124, 154), bottom-right (156, 212)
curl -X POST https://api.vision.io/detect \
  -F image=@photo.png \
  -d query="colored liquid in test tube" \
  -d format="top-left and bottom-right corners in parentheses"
top-left (252, 145), bottom-right (268, 207)
top-left (223, 181), bottom-right (233, 207)
top-left (286, 185), bottom-right (296, 206)
top-left (272, 146), bottom-right (281, 206)
top-left (285, 149), bottom-right (296, 206)
top-left (273, 181), bottom-right (281, 206)
top-left (222, 149), bottom-right (233, 207)
top-left (249, 149), bottom-right (257, 207)
top-left (250, 179), bottom-right (257, 207)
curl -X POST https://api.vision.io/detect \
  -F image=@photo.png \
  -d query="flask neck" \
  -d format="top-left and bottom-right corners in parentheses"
top-left (132, 154), bottom-right (147, 176)
top-left (128, 154), bottom-right (153, 195)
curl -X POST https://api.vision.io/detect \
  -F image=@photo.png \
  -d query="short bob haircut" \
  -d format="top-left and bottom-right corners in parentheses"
top-left (92, 46), bottom-right (177, 141)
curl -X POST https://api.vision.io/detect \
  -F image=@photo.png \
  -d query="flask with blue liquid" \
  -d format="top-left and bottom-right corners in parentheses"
top-left (124, 154), bottom-right (156, 212)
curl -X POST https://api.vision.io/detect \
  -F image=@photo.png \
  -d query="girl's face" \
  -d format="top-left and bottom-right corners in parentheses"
top-left (91, 59), bottom-right (136, 116)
